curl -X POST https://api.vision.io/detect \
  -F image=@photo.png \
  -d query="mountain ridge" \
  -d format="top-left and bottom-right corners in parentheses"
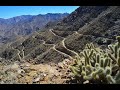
top-left (1, 6), bottom-right (120, 65)
top-left (0, 13), bottom-right (69, 45)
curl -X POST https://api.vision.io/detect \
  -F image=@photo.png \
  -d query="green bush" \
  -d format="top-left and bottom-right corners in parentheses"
top-left (70, 36), bottom-right (120, 84)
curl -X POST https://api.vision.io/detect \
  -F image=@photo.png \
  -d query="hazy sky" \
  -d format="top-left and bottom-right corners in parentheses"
top-left (0, 6), bottom-right (79, 19)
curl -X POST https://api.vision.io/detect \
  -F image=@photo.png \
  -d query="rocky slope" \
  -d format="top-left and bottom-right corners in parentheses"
top-left (0, 59), bottom-right (74, 84)
top-left (0, 6), bottom-right (120, 84)
top-left (0, 6), bottom-right (120, 65)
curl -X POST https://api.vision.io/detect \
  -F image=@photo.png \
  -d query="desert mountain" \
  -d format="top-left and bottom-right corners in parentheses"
top-left (0, 6), bottom-right (120, 65)
top-left (0, 13), bottom-right (69, 45)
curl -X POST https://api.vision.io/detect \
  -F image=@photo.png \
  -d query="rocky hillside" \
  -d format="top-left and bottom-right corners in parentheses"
top-left (0, 58), bottom-right (74, 84)
top-left (0, 6), bottom-right (120, 65)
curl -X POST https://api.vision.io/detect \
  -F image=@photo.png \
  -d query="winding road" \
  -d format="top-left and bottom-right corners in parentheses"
top-left (49, 29), bottom-right (64, 38)
top-left (52, 44), bottom-right (73, 59)
top-left (9, 29), bottom-right (81, 61)
top-left (12, 47), bottom-right (22, 61)
top-left (50, 29), bottom-right (80, 58)
top-left (62, 38), bottom-right (80, 57)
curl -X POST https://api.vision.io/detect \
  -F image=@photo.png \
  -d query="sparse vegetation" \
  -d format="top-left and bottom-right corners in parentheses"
top-left (35, 49), bottom-right (70, 64)
top-left (0, 6), bottom-right (120, 84)
top-left (24, 44), bottom-right (53, 59)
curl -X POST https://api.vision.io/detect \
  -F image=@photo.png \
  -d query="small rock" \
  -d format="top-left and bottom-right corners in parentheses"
top-left (61, 75), bottom-right (67, 79)
top-left (83, 80), bottom-right (89, 84)
top-left (34, 77), bottom-right (40, 82)
top-left (28, 71), bottom-right (37, 77)
top-left (43, 74), bottom-right (47, 77)
top-left (58, 70), bottom-right (61, 72)
top-left (11, 63), bottom-right (19, 70)
top-left (58, 63), bottom-right (63, 68)
top-left (26, 64), bottom-right (30, 67)
top-left (17, 69), bottom-right (25, 74)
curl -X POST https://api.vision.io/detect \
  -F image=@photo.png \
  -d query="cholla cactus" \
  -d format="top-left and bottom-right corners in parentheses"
top-left (107, 36), bottom-right (120, 66)
top-left (70, 36), bottom-right (120, 84)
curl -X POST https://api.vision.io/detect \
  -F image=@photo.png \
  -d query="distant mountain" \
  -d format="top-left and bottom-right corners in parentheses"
top-left (0, 13), bottom-right (69, 44)
top-left (0, 15), bottom-right (33, 24)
